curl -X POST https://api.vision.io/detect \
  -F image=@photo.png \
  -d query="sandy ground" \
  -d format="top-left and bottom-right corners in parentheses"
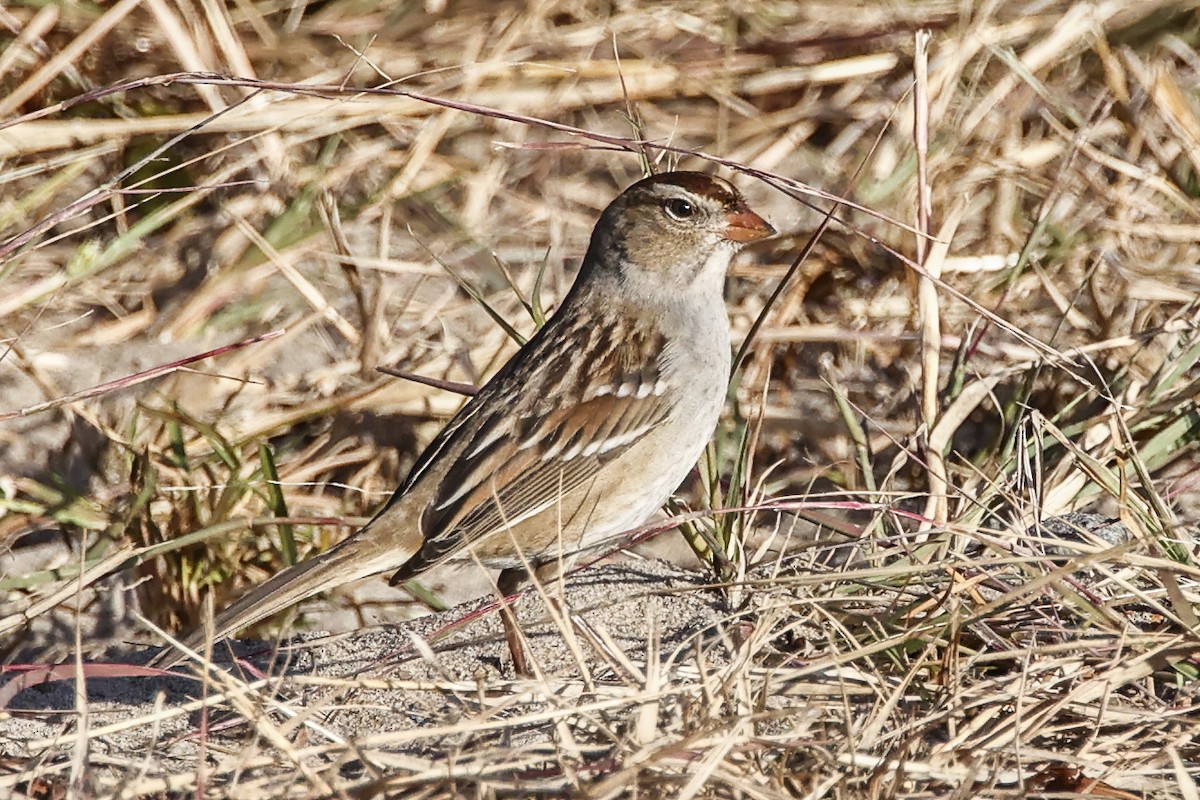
top-left (1, 560), bottom-right (743, 786)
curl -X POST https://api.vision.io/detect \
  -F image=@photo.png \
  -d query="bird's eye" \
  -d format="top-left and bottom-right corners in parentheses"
top-left (663, 198), bottom-right (696, 220)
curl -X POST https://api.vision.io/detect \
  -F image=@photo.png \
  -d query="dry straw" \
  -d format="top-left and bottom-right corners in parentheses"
top-left (2, 1), bottom-right (1199, 798)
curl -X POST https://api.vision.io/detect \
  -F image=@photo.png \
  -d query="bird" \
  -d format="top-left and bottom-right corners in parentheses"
top-left (154, 170), bottom-right (774, 672)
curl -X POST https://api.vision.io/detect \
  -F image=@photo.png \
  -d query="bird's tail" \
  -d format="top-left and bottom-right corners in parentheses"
top-left (152, 529), bottom-right (416, 667)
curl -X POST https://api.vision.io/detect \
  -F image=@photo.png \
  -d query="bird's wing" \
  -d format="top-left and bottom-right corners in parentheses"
top-left (387, 315), bottom-right (671, 582)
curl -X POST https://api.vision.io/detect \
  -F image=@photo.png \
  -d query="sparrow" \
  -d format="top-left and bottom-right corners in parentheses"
top-left (155, 171), bottom-right (774, 671)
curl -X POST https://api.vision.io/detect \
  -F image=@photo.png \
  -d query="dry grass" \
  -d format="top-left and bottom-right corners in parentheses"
top-left (2, 0), bottom-right (1200, 797)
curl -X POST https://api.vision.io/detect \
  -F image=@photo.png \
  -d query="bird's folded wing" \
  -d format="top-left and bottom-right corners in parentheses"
top-left (390, 372), bottom-right (670, 581)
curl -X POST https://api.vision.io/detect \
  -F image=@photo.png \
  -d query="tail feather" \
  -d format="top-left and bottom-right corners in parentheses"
top-left (155, 529), bottom-right (416, 667)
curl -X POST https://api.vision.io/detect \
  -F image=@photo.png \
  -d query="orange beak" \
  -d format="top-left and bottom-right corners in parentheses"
top-left (722, 205), bottom-right (775, 243)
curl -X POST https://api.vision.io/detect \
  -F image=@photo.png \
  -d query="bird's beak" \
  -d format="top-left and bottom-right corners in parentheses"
top-left (722, 204), bottom-right (775, 243)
